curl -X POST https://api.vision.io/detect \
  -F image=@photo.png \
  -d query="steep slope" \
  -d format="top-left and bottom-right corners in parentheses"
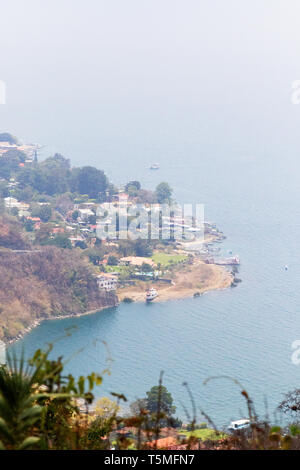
top-left (0, 242), bottom-right (118, 342)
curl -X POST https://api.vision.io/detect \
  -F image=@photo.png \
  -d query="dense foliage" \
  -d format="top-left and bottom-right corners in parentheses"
top-left (1, 350), bottom-right (300, 450)
top-left (0, 133), bottom-right (18, 144)
top-left (155, 182), bottom-right (173, 204)
top-left (2, 153), bottom-right (110, 201)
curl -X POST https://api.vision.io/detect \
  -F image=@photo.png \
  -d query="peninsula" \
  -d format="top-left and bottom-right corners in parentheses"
top-left (0, 133), bottom-right (238, 343)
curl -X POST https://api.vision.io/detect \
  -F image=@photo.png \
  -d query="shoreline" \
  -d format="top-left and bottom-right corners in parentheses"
top-left (6, 304), bottom-right (119, 346)
top-left (5, 236), bottom-right (235, 346)
top-left (6, 263), bottom-right (233, 346)
top-left (117, 260), bottom-right (233, 304)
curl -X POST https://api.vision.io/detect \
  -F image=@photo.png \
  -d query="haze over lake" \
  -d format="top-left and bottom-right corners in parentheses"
top-left (2, 0), bottom-right (300, 424)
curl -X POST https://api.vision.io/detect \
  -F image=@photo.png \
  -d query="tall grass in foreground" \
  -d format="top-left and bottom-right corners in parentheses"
top-left (0, 346), bottom-right (300, 450)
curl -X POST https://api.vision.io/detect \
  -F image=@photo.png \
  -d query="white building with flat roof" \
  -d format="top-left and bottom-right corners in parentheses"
top-left (97, 274), bottom-right (118, 291)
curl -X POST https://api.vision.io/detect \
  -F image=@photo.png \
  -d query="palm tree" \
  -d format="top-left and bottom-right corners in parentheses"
top-left (0, 346), bottom-right (104, 450)
top-left (0, 350), bottom-right (44, 449)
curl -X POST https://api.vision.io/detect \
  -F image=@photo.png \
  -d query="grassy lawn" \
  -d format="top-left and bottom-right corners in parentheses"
top-left (104, 265), bottom-right (127, 273)
top-left (178, 428), bottom-right (227, 441)
top-left (152, 253), bottom-right (187, 267)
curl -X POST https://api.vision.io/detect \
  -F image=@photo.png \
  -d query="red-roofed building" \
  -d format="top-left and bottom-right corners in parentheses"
top-left (52, 227), bottom-right (65, 234)
top-left (27, 217), bottom-right (41, 222)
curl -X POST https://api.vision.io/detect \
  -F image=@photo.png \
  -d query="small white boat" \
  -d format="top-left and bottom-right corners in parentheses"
top-left (149, 163), bottom-right (160, 170)
top-left (146, 288), bottom-right (158, 302)
top-left (228, 419), bottom-right (250, 432)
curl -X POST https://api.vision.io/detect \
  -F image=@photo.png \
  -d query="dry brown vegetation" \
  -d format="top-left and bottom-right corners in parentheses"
top-left (0, 214), bottom-right (30, 250)
top-left (0, 216), bottom-right (117, 341)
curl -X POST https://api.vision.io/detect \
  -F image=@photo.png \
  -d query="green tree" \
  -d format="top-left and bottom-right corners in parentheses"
top-left (85, 247), bottom-right (104, 265)
top-left (141, 262), bottom-right (152, 273)
top-left (107, 255), bottom-right (119, 266)
top-left (88, 214), bottom-right (97, 225)
top-left (75, 240), bottom-right (87, 250)
top-left (18, 154), bottom-right (71, 196)
top-left (0, 150), bottom-right (26, 179)
top-left (38, 205), bottom-right (52, 223)
top-left (72, 210), bottom-right (79, 221)
top-left (134, 238), bottom-right (153, 257)
top-left (125, 181), bottom-right (141, 192)
top-left (117, 240), bottom-right (135, 257)
top-left (72, 166), bottom-right (108, 199)
top-left (0, 133), bottom-right (18, 144)
top-left (125, 181), bottom-right (141, 197)
top-left (49, 233), bottom-right (72, 249)
top-left (13, 186), bottom-right (35, 202)
top-left (10, 207), bottom-right (19, 217)
top-left (146, 385), bottom-right (176, 416)
top-left (24, 219), bottom-right (35, 232)
top-left (155, 182), bottom-right (173, 204)
top-left (31, 204), bottom-right (52, 222)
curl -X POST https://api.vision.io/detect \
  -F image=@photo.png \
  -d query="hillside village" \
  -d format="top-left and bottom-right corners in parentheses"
top-left (0, 133), bottom-right (239, 341)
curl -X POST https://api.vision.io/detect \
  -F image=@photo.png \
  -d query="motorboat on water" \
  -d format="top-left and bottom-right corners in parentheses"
top-left (149, 163), bottom-right (160, 170)
top-left (146, 288), bottom-right (158, 302)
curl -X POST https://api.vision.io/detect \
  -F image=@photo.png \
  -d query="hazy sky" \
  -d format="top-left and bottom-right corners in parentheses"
top-left (1, 0), bottom-right (300, 171)
top-left (1, 0), bottom-right (300, 101)
top-left (1, 0), bottom-right (300, 93)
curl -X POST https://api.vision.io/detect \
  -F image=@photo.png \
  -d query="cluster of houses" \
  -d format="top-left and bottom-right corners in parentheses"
top-left (4, 197), bottom-right (30, 216)
top-left (0, 141), bottom-right (38, 162)
top-left (3, 185), bottom-right (214, 247)
top-left (4, 197), bottom-right (51, 227)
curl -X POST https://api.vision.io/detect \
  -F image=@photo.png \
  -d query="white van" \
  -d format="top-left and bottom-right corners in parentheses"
top-left (228, 419), bottom-right (250, 432)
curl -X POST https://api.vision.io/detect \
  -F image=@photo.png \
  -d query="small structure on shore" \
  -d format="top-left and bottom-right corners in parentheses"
top-left (0, 340), bottom-right (6, 365)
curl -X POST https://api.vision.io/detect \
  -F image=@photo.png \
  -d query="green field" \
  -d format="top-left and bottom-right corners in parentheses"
top-left (152, 253), bottom-right (187, 267)
top-left (104, 265), bottom-right (125, 273)
top-left (178, 428), bottom-right (227, 441)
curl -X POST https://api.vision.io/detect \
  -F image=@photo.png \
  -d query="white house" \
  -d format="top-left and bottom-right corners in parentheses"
top-left (97, 274), bottom-right (118, 291)
top-left (4, 197), bottom-right (19, 208)
top-left (0, 340), bottom-right (6, 365)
